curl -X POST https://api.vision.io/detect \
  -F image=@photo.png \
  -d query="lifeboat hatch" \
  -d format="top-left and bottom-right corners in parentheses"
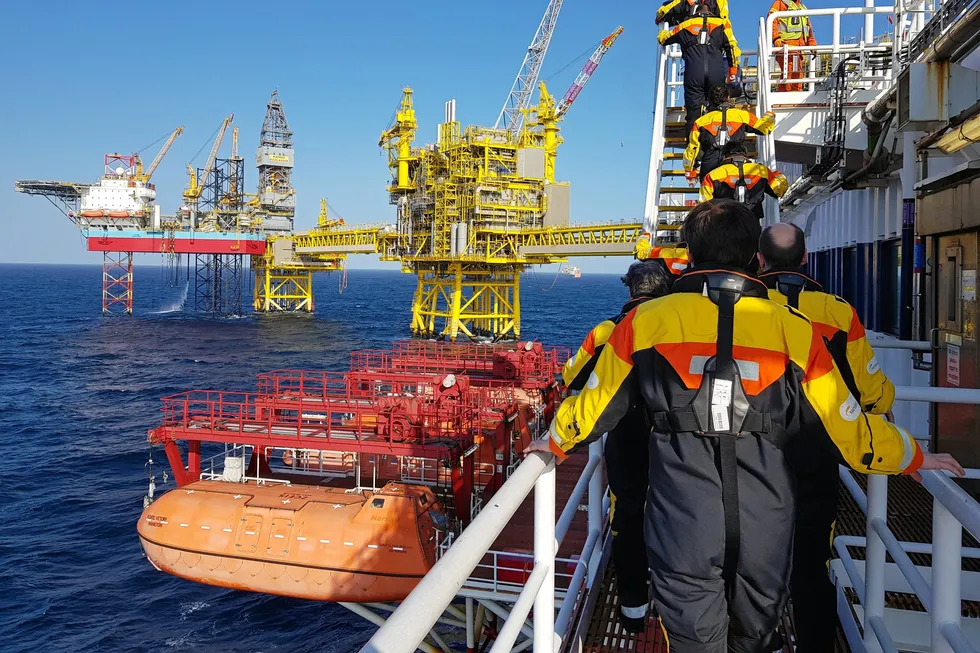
top-left (266, 518), bottom-right (293, 557)
top-left (236, 514), bottom-right (263, 553)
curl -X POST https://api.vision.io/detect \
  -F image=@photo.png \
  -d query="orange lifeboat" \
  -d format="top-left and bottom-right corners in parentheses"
top-left (137, 480), bottom-right (445, 602)
top-left (107, 211), bottom-right (130, 218)
top-left (80, 210), bottom-right (105, 218)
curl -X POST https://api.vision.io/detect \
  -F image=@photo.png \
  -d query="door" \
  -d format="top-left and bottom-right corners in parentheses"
top-left (934, 231), bottom-right (979, 468)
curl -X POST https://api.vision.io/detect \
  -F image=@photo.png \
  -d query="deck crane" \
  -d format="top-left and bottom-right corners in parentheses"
top-left (494, 0), bottom-right (564, 135)
top-left (135, 126), bottom-right (183, 183)
top-left (183, 114), bottom-right (234, 205)
top-left (554, 27), bottom-right (623, 119)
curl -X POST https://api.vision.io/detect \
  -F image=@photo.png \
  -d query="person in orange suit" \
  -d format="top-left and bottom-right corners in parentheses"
top-left (768, 0), bottom-right (816, 91)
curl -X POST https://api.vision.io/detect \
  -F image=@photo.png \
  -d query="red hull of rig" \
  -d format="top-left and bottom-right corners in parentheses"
top-left (138, 340), bottom-right (569, 603)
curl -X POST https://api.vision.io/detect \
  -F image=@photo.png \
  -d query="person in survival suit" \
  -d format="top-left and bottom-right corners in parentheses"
top-left (657, 4), bottom-right (741, 137)
top-left (757, 223), bottom-right (895, 653)
top-left (656, 0), bottom-right (729, 27)
top-left (684, 84), bottom-right (776, 183)
top-left (561, 260), bottom-right (675, 634)
top-left (526, 199), bottom-right (963, 652)
top-left (700, 141), bottom-right (788, 221)
top-left (634, 234), bottom-right (690, 276)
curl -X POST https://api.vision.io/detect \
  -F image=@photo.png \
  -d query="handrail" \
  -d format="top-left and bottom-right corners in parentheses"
top-left (361, 436), bottom-right (605, 653)
top-left (836, 369), bottom-right (980, 653)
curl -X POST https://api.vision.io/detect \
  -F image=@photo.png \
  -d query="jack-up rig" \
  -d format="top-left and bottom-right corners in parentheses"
top-left (15, 1), bottom-right (642, 336)
top-left (15, 91), bottom-right (343, 316)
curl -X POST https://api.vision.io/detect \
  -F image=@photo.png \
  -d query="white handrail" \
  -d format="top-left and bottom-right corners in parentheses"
top-left (360, 451), bottom-right (554, 653)
top-left (836, 371), bottom-right (980, 653)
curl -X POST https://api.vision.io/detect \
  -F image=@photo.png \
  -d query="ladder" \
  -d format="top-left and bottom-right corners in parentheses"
top-left (643, 32), bottom-right (765, 242)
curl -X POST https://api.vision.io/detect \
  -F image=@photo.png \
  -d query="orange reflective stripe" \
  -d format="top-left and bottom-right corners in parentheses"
top-left (847, 306), bottom-right (866, 341)
top-left (803, 326), bottom-right (836, 382)
top-left (654, 341), bottom-right (791, 395)
top-left (607, 309), bottom-right (636, 364)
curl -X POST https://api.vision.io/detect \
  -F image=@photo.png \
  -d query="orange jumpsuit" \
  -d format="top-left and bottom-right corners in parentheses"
top-left (769, 0), bottom-right (817, 91)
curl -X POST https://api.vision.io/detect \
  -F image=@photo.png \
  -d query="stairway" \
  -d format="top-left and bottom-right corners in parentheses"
top-left (643, 41), bottom-right (763, 244)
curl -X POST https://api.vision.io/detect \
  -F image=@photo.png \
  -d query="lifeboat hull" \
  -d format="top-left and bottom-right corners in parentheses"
top-left (137, 480), bottom-right (442, 602)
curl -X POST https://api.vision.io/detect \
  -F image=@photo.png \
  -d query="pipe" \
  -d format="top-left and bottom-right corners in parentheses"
top-left (916, 98), bottom-right (980, 151)
top-left (844, 110), bottom-right (895, 188)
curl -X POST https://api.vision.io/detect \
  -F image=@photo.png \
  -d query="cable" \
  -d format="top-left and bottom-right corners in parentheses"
top-left (542, 39), bottom-right (602, 84)
top-left (188, 122), bottom-right (223, 165)
top-left (134, 130), bottom-right (173, 155)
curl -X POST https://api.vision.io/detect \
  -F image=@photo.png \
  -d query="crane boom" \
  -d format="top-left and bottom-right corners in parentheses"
top-left (494, 0), bottom-right (564, 134)
top-left (183, 114), bottom-right (234, 202)
top-left (555, 27), bottom-right (623, 120)
top-left (141, 126), bottom-right (184, 182)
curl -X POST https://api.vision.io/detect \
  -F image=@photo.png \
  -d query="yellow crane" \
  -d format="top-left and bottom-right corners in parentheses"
top-left (135, 126), bottom-right (184, 183)
top-left (183, 114), bottom-right (234, 204)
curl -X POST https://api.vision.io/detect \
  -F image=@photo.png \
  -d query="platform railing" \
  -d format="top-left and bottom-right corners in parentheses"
top-left (834, 378), bottom-right (980, 653)
top-left (360, 438), bottom-right (605, 653)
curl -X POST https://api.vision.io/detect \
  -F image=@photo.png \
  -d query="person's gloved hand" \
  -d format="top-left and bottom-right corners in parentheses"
top-left (685, 169), bottom-right (699, 186)
top-left (727, 66), bottom-right (739, 83)
top-left (764, 110), bottom-right (776, 120)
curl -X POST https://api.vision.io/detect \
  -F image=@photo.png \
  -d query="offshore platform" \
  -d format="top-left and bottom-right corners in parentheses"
top-left (14, 1), bottom-right (642, 337)
top-left (15, 91), bottom-right (344, 316)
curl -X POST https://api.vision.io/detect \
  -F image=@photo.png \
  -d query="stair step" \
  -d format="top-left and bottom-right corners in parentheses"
top-left (662, 170), bottom-right (690, 176)
top-left (654, 222), bottom-right (685, 230)
top-left (656, 206), bottom-right (697, 214)
top-left (660, 187), bottom-right (700, 194)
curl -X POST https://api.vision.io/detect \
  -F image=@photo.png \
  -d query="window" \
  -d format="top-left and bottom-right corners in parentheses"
top-left (879, 240), bottom-right (902, 336)
top-left (814, 250), bottom-right (831, 288)
top-left (371, 498), bottom-right (385, 508)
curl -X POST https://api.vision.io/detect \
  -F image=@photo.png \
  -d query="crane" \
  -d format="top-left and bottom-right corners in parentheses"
top-left (183, 114), bottom-right (234, 203)
top-left (554, 26), bottom-right (623, 119)
top-left (135, 126), bottom-right (183, 183)
top-left (494, 0), bottom-right (564, 135)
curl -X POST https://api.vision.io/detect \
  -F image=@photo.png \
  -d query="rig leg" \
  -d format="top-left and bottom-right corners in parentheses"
top-left (102, 251), bottom-right (134, 315)
top-left (253, 264), bottom-right (314, 312)
top-left (411, 264), bottom-right (522, 341)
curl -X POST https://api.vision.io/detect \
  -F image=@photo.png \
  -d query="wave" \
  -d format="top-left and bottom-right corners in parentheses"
top-left (153, 282), bottom-right (189, 314)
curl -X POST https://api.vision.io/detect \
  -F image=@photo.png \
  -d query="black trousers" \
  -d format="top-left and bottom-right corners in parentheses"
top-left (698, 150), bottom-right (724, 181)
top-left (791, 460), bottom-right (839, 653)
top-left (605, 413), bottom-right (650, 612)
top-left (683, 58), bottom-right (728, 136)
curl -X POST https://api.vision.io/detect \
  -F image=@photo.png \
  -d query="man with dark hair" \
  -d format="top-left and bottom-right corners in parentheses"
top-left (684, 85), bottom-right (777, 182)
top-left (657, 5), bottom-right (741, 136)
top-left (758, 223), bottom-right (895, 653)
top-left (561, 260), bottom-right (674, 634)
top-left (529, 199), bottom-right (962, 652)
top-left (700, 142), bottom-right (788, 220)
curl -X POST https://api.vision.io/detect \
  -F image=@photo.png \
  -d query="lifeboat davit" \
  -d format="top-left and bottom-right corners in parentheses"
top-left (137, 480), bottom-right (444, 602)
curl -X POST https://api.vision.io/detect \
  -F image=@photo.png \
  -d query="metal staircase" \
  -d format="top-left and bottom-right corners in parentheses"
top-left (643, 38), bottom-right (761, 241)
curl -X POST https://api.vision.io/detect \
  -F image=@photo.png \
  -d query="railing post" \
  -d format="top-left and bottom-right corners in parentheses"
top-left (932, 496), bottom-right (961, 653)
top-left (864, 474), bottom-right (887, 653)
top-left (587, 439), bottom-right (604, 587)
top-left (533, 457), bottom-right (556, 653)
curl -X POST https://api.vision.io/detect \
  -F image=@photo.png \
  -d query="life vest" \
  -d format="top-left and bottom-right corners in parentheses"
top-left (650, 271), bottom-right (783, 600)
top-left (777, 0), bottom-right (811, 42)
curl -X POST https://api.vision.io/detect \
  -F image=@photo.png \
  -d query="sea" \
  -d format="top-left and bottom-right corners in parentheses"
top-left (0, 263), bottom-right (620, 653)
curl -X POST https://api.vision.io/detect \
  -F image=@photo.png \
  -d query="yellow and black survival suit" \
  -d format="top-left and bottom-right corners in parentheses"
top-left (656, 0), bottom-right (730, 26)
top-left (761, 268), bottom-right (895, 653)
top-left (700, 156), bottom-right (788, 221)
top-left (563, 295), bottom-right (661, 632)
top-left (547, 266), bottom-right (922, 652)
top-left (684, 104), bottom-right (776, 181)
top-left (634, 235), bottom-right (690, 276)
top-left (658, 12), bottom-right (741, 136)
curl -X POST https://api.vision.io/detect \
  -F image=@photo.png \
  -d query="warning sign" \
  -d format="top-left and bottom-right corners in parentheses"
top-left (947, 344), bottom-right (961, 387)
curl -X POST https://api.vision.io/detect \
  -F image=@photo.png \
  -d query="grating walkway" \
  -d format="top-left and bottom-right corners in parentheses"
top-left (582, 567), bottom-right (667, 653)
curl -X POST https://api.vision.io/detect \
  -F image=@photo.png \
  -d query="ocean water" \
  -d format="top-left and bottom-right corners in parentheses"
top-left (0, 263), bottom-right (620, 653)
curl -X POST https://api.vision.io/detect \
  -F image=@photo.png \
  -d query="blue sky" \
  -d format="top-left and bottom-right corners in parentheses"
top-left (1, 0), bottom-right (878, 272)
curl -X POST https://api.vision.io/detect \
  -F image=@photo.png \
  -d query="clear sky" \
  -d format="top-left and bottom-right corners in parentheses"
top-left (1, 0), bottom-right (878, 272)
